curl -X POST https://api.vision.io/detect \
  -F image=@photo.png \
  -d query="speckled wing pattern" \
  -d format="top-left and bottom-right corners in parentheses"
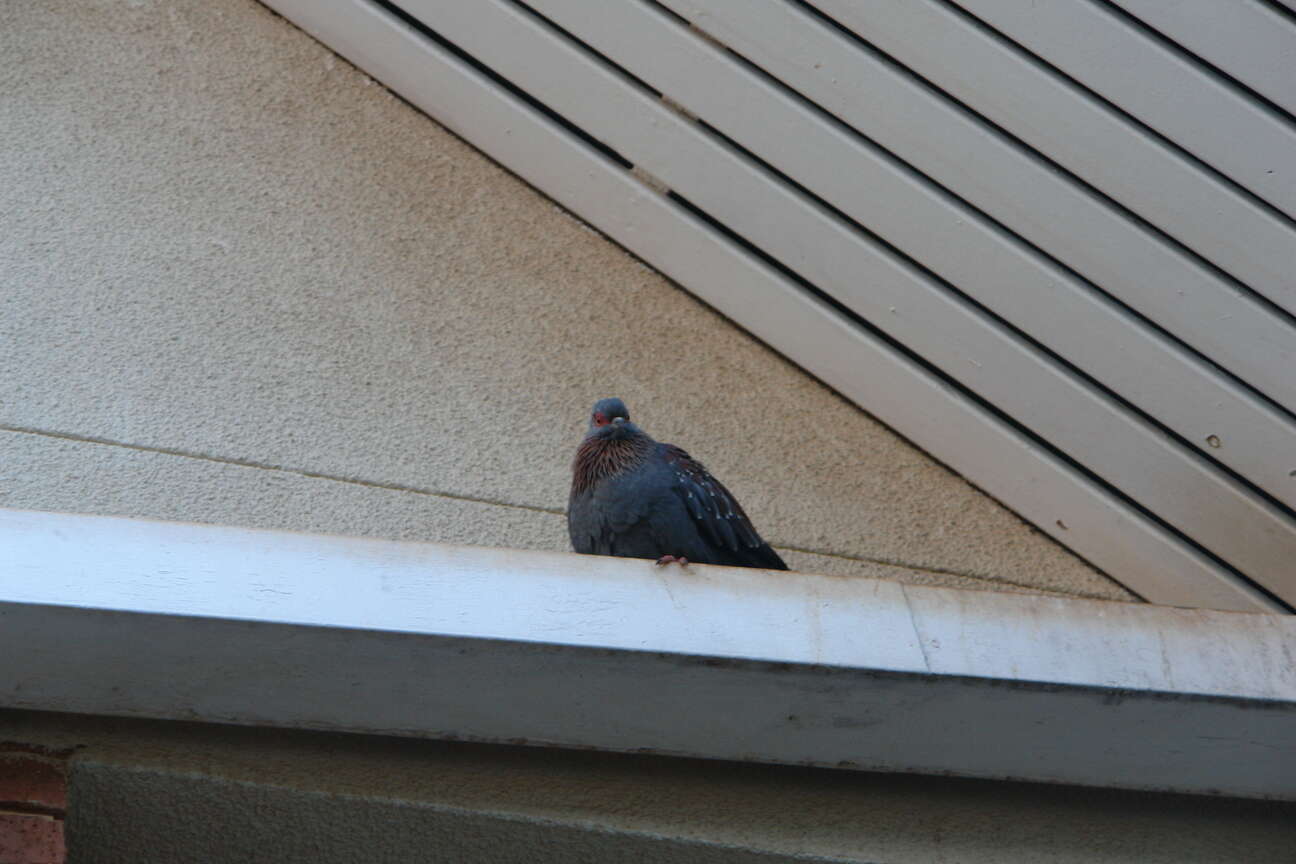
top-left (660, 444), bottom-right (788, 570)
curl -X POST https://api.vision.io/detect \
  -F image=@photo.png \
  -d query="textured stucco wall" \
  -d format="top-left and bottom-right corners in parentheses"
top-left (0, 0), bottom-right (1129, 601)
top-left (3, 710), bottom-right (1293, 864)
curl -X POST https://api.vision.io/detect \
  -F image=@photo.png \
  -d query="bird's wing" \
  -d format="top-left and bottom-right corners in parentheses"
top-left (660, 444), bottom-right (773, 558)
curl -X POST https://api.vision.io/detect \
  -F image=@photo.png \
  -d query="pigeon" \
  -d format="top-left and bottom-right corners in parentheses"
top-left (567, 397), bottom-right (788, 570)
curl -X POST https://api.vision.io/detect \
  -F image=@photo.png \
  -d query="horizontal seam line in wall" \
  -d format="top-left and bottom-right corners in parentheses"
top-left (0, 424), bottom-right (1111, 599)
top-left (0, 423), bottom-right (563, 516)
top-left (773, 543), bottom-right (1123, 601)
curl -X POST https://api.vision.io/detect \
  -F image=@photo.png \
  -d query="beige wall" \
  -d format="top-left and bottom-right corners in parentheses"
top-left (0, 0), bottom-right (1127, 600)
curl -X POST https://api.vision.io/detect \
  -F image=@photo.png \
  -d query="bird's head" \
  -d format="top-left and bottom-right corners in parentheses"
top-left (586, 397), bottom-right (638, 440)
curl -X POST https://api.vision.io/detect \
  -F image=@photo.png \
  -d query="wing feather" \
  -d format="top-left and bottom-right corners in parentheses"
top-left (661, 444), bottom-right (787, 569)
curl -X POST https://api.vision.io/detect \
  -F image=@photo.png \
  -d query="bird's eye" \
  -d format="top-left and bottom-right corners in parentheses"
top-left (593, 412), bottom-right (608, 426)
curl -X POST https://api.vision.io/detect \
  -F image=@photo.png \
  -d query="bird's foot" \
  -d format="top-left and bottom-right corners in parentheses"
top-left (655, 555), bottom-right (690, 567)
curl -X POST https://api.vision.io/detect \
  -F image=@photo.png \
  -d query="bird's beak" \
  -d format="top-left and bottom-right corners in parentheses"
top-left (612, 416), bottom-right (625, 425)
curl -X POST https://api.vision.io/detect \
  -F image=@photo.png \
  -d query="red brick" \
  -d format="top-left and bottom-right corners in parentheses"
top-left (0, 755), bottom-right (67, 812)
top-left (0, 811), bottom-right (65, 864)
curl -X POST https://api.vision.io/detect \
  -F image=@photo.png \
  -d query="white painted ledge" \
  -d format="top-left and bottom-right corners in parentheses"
top-left (1, 508), bottom-right (1293, 800)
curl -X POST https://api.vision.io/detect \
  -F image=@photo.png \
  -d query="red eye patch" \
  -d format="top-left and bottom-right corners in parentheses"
top-left (593, 412), bottom-right (609, 426)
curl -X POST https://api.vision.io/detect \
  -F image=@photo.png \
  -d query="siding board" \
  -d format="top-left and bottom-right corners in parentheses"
top-left (1112, 0), bottom-right (1296, 118)
top-left (810, 0), bottom-right (1296, 355)
top-left (956, 0), bottom-right (1296, 221)
top-left (662, 0), bottom-right (1296, 416)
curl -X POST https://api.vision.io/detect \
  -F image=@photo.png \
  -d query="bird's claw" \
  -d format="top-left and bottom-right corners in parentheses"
top-left (655, 555), bottom-right (689, 566)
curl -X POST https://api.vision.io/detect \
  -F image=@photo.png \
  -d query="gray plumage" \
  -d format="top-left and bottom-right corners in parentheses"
top-left (567, 398), bottom-right (788, 570)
